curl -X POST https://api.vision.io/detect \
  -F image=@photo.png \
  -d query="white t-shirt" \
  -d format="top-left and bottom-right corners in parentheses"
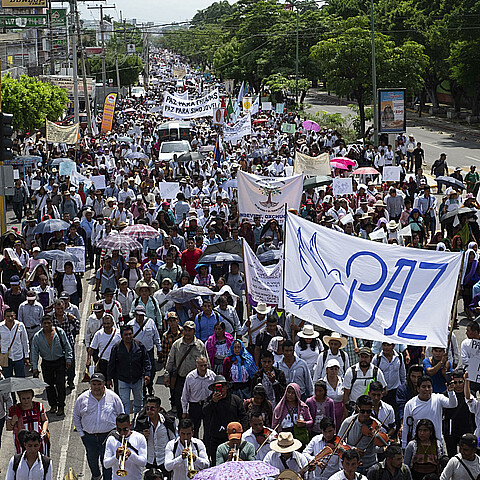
top-left (343, 363), bottom-right (386, 402)
top-left (440, 455), bottom-right (480, 480)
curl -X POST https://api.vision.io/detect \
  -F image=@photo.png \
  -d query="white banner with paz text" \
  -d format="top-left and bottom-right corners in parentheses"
top-left (238, 171), bottom-right (303, 225)
top-left (223, 114), bottom-right (251, 143)
top-left (163, 89), bottom-right (219, 119)
top-left (284, 213), bottom-right (462, 347)
top-left (243, 241), bottom-right (283, 306)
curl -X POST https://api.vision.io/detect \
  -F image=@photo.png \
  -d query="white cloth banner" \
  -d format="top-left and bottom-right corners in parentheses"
top-left (223, 114), bottom-right (252, 143)
top-left (294, 151), bottom-right (331, 176)
top-left (66, 246), bottom-right (85, 273)
top-left (243, 241), bottom-right (283, 306)
top-left (159, 182), bottom-right (180, 199)
top-left (238, 171), bottom-right (303, 225)
top-left (284, 213), bottom-right (462, 347)
top-left (163, 89), bottom-right (219, 119)
top-left (46, 120), bottom-right (79, 145)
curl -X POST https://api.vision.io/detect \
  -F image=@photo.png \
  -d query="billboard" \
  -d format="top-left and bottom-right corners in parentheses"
top-left (2, 0), bottom-right (46, 6)
top-left (378, 88), bottom-right (406, 133)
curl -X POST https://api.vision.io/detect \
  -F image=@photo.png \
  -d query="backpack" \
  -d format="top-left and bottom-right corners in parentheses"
top-left (351, 365), bottom-right (379, 393)
top-left (134, 407), bottom-right (176, 440)
top-left (322, 349), bottom-right (347, 374)
top-left (373, 352), bottom-right (403, 370)
top-left (375, 463), bottom-right (410, 480)
top-left (13, 454), bottom-right (50, 480)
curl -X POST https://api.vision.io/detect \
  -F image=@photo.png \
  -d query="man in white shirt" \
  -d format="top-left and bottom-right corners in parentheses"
top-left (461, 321), bottom-right (480, 396)
top-left (313, 333), bottom-right (350, 381)
top-left (242, 412), bottom-right (275, 461)
top-left (263, 432), bottom-right (309, 474)
top-left (104, 413), bottom-right (147, 480)
top-left (401, 375), bottom-right (457, 448)
top-left (342, 347), bottom-right (386, 404)
top-left (17, 291), bottom-right (44, 350)
top-left (0, 308), bottom-right (29, 378)
top-left (164, 419), bottom-right (209, 480)
top-left (5, 430), bottom-right (52, 480)
top-left (85, 303), bottom-right (106, 350)
top-left (440, 433), bottom-right (480, 480)
top-left (214, 296), bottom-right (241, 337)
top-left (73, 373), bottom-right (124, 480)
top-left (181, 356), bottom-right (215, 436)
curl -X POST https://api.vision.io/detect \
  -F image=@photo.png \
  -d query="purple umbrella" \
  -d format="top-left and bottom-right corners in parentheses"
top-left (302, 120), bottom-right (321, 132)
top-left (193, 461), bottom-right (279, 480)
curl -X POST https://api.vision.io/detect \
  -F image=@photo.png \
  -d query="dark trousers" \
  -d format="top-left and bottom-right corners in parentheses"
top-left (86, 238), bottom-right (94, 267)
top-left (145, 463), bottom-right (171, 480)
top-left (66, 344), bottom-right (75, 385)
top-left (173, 376), bottom-right (186, 418)
top-left (82, 432), bottom-right (112, 480)
top-left (445, 435), bottom-right (460, 457)
top-left (207, 437), bottom-right (225, 466)
top-left (145, 349), bottom-right (156, 397)
top-left (13, 202), bottom-right (23, 222)
top-left (188, 402), bottom-right (204, 437)
top-left (42, 357), bottom-right (66, 408)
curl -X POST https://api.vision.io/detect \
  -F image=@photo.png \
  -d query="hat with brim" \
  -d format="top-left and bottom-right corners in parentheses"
top-left (297, 324), bottom-right (319, 339)
top-left (135, 281), bottom-right (154, 296)
top-left (194, 263), bottom-right (208, 272)
top-left (255, 303), bottom-right (272, 315)
top-left (270, 432), bottom-right (302, 453)
top-left (387, 220), bottom-right (398, 230)
top-left (322, 332), bottom-right (347, 349)
top-left (208, 374), bottom-right (230, 391)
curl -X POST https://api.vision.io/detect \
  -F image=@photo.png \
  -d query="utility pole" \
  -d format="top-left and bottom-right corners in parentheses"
top-left (295, 3), bottom-right (299, 106)
top-left (70, 0), bottom-right (79, 124)
top-left (88, 3), bottom-right (115, 105)
top-left (47, 0), bottom-right (55, 74)
top-left (115, 51), bottom-right (121, 90)
top-left (371, 0), bottom-right (378, 145)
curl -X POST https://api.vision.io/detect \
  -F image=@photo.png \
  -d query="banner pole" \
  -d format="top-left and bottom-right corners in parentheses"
top-left (447, 253), bottom-right (465, 352)
top-left (241, 238), bottom-right (253, 345)
top-left (283, 205), bottom-right (291, 337)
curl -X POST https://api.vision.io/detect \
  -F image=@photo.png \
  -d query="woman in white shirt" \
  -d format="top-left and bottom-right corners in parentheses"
top-left (294, 325), bottom-right (323, 377)
top-left (322, 358), bottom-right (344, 430)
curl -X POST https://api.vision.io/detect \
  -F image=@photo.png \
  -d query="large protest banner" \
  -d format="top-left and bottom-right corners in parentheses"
top-left (284, 213), bottom-right (462, 347)
top-left (294, 151), bottom-right (331, 176)
top-left (223, 114), bottom-right (251, 143)
top-left (46, 120), bottom-right (79, 144)
top-left (100, 93), bottom-right (117, 134)
top-left (163, 89), bottom-right (219, 119)
top-left (243, 241), bottom-right (282, 306)
top-left (238, 171), bottom-right (303, 225)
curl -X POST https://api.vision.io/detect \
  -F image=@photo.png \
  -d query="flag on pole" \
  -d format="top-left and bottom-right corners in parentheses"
top-left (251, 95), bottom-right (259, 116)
top-left (226, 96), bottom-right (234, 119)
top-left (213, 136), bottom-right (222, 164)
top-left (237, 80), bottom-right (245, 107)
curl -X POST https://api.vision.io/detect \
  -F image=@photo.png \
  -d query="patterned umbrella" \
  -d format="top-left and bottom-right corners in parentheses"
top-left (121, 225), bottom-right (162, 240)
top-left (302, 120), bottom-right (321, 132)
top-left (351, 167), bottom-right (380, 175)
top-left (193, 461), bottom-right (279, 480)
top-left (95, 233), bottom-right (142, 250)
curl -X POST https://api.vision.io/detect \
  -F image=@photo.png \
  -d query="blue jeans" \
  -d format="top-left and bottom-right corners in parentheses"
top-left (3, 358), bottom-right (26, 378)
top-left (118, 378), bottom-right (143, 415)
top-left (81, 432), bottom-right (112, 480)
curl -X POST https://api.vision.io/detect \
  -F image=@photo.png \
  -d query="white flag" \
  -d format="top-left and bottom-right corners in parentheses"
top-left (251, 95), bottom-right (259, 116)
top-left (284, 213), bottom-right (462, 347)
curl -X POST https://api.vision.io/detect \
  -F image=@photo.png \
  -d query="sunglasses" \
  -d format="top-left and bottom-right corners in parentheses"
top-left (453, 380), bottom-right (464, 385)
top-left (359, 409), bottom-right (372, 414)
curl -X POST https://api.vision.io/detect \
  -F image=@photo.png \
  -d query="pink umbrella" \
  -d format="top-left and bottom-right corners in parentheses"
top-left (302, 120), bottom-right (321, 132)
top-left (352, 167), bottom-right (380, 175)
top-left (331, 156), bottom-right (356, 167)
top-left (330, 161), bottom-right (349, 170)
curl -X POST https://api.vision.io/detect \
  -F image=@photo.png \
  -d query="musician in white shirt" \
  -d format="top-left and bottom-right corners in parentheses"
top-left (327, 449), bottom-right (367, 480)
top-left (263, 432), bottom-right (310, 476)
top-left (242, 412), bottom-right (275, 461)
top-left (165, 419), bottom-right (209, 480)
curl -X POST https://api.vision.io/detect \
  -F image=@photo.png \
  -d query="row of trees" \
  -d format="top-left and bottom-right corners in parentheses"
top-left (158, 0), bottom-right (480, 136)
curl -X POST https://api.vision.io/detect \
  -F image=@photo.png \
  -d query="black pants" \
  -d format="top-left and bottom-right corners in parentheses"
top-left (145, 463), bottom-right (171, 480)
top-left (207, 437), bottom-right (225, 466)
top-left (189, 402), bottom-right (204, 438)
top-left (42, 357), bottom-right (66, 408)
top-left (145, 349), bottom-right (156, 397)
top-left (445, 435), bottom-right (460, 457)
top-left (86, 238), bottom-right (94, 267)
top-left (173, 375), bottom-right (186, 418)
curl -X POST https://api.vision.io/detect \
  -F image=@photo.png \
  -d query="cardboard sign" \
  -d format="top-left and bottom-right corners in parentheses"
top-left (382, 166), bottom-right (401, 182)
top-left (332, 177), bottom-right (353, 196)
top-left (91, 175), bottom-right (106, 190)
top-left (159, 182), bottom-right (180, 200)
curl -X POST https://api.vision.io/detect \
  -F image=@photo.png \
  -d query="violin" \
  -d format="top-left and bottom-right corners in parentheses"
top-left (326, 435), bottom-right (352, 458)
top-left (361, 418), bottom-right (390, 447)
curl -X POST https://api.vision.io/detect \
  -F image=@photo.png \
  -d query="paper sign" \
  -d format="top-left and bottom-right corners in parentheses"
top-left (13, 169), bottom-right (19, 179)
top-left (31, 179), bottom-right (41, 191)
top-left (91, 175), bottom-right (106, 190)
top-left (262, 102), bottom-right (272, 111)
top-left (466, 340), bottom-right (480, 382)
top-left (332, 177), bottom-right (353, 196)
top-left (340, 213), bottom-right (354, 225)
top-left (66, 246), bottom-right (85, 273)
top-left (59, 161), bottom-right (76, 176)
top-left (398, 224), bottom-right (412, 237)
top-left (159, 182), bottom-right (180, 200)
top-left (369, 229), bottom-right (387, 241)
top-left (276, 103), bottom-right (285, 114)
top-left (284, 166), bottom-right (294, 177)
top-left (382, 166), bottom-right (401, 182)
top-left (282, 123), bottom-right (296, 134)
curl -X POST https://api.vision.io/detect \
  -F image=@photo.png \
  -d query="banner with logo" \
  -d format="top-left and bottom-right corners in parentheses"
top-left (284, 213), bottom-right (462, 347)
top-left (243, 241), bottom-right (283, 306)
top-left (100, 93), bottom-right (117, 134)
top-left (238, 171), bottom-right (303, 225)
top-left (223, 114), bottom-right (251, 143)
top-left (46, 120), bottom-right (79, 144)
top-left (163, 88), bottom-right (219, 119)
top-left (294, 151), bottom-right (331, 176)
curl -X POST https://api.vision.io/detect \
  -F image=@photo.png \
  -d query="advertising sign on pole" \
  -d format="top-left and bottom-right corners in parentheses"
top-left (378, 89), bottom-right (406, 133)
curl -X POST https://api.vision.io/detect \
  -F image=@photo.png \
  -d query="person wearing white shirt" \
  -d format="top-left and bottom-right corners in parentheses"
top-left (314, 333), bottom-right (350, 381)
top-left (73, 373), bottom-right (124, 480)
top-left (263, 432), bottom-right (309, 476)
top-left (241, 413), bottom-right (275, 461)
top-left (460, 322), bottom-right (480, 395)
top-left (294, 325), bottom-right (323, 377)
top-left (440, 433), bottom-right (480, 480)
top-left (368, 382), bottom-right (396, 437)
top-left (17, 293), bottom-right (44, 350)
top-left (181, 357), bottom-right (215, 435)
top-left (0, 309), bottom-right (29, 378)
top-left (104, 414), bottom-right (147, 480)
top-left (164, 419), bottom-right (209, 480)
top-left (85, 304), bottom-right (106, 349)
top-left (214, 298), bottom-right (241, 337)
top-left (5, 430), bottom-right (52, 480)
top-left (401, 375), bottom-right (457, 448)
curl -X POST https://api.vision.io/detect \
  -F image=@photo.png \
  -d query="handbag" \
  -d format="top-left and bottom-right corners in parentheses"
top-left (170, 344), bottom-right (194, 390)
top-left (0, 324), bottom-right (19, 367)
top-left (286, 405), bottom-right (309, 446)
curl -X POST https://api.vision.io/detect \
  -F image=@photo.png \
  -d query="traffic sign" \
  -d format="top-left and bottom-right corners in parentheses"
top-left (0, 15), bottom-right (47, 28)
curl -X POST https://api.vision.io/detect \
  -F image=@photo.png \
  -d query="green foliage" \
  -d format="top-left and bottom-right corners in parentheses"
top-left (1, 75), bottom-right (68, 133)
top-left (304, 110), bottom-right (358, 142)
top-left (107, 22), bottom-right (144, 55)
top-left (88, 54), bottom-right (143, 87)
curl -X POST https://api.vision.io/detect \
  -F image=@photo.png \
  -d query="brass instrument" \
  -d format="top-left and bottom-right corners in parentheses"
top-left (117, 436), bottom-right (128, 477)
top-left (232, 443), bottom-right (239, 461)
top-left (186, 440), bottom-right (198, 479)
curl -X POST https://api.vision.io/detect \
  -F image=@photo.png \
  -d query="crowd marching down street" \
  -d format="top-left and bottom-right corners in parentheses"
top-left (2, 49), bottom-right (480, 480)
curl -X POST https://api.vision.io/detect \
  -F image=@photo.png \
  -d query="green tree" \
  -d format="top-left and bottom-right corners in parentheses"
top-left (88, 54), bottom-right (143, 87)
top-left (1, 75), bottom-right (68, 132)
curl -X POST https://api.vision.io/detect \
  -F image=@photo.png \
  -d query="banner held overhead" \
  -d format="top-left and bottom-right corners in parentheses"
top-left (100, 93), bottom-right (117, 134)
top-left (163, 88), bottom-right (219, 119)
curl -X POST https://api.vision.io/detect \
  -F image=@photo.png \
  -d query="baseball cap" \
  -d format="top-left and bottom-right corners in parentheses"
top-left (60, 291), bottom-right (70, 300)
top-left (10, 276), bottom-right (20, 285)
top-left (134, 305), bottom-right (146, 315)
top-left (90, 373), bottom-right (106, 383)
top-left (167, 312), bottom-right (178, 320)
top-left (93, 302), bottom-right (104, 312)
top-left (325, 359), bottom-right (341, 369)
top-left (227, 422), bottom-right (243, 439)
top-left (26, 291), bottom-right (37, 300)
top-left (183, 320), bottom-right (196, 329)
top-left (32, 246), bottom-right (41, 252)
top-left (358, 346), bottom-right (373, 356)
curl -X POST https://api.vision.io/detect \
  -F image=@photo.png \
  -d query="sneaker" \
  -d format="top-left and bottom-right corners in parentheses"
top-left (57, 407), bottom-right (65, 416)
top-left (49, 406), bottom-right (57, 414)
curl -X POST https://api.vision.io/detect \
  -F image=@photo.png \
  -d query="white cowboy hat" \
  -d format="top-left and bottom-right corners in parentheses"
top-left (387, 220), bottom-right (398, 230)
top-left (322, 332), bottom-right (348, 349)
top-left (297, 324), bottom-right (319, 339)
top-left (255, 303), bottom-right (272, 315)
top-left (270, 432), bottom-right (302, 453)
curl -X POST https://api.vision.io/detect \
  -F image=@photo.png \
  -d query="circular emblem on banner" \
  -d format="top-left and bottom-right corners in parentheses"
top-left (215, 109), bottom-right (222, 123)
top-left (244, 100), bottom-right (251, 110)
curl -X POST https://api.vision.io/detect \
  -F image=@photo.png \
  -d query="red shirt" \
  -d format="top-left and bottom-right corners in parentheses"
top-left (181, 248), bottom-right (203, 277)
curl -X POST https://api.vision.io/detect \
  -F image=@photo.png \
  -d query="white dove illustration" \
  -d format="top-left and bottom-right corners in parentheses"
top-left (285, 227), bottom-right (343, 308)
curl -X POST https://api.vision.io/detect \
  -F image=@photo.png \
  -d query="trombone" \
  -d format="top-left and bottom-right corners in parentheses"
top-left (117, 436), bottom-right (128, 477)
top-left (186, 440), bottom-right (198, 479)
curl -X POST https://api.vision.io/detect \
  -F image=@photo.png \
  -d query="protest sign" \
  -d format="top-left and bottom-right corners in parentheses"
top-left (243, 241), bottom-right (283, 306)
top-left (276, 103), bottom-right (285, 114)
top-left (91, 175), bottom-right (106, 190)
top-left (369, 229), bottom-right (387, 241)
top-left (294, 152), bottom-right (331, 176)
top-left (284, 213), bottom-right (462, 347)
top-left (223, 114), bottom-right (251, 143)
top-left (13, 170), bottom-right (19, 180)
top-left (238, 171), bottom-right (303, 225)
top-left (332, 177), bottom-right (353, 196)
top-left (31, 179), bottom-right (41, 191)
top-left (159, 182), bottom-right (180, 199)
top-left (163, 88), bottom-right (220, 119)
top-left (382, 166), bottom-right (401, 182)
top-left (59, 161), bottom-right (76, 177)
top-left (262, 101), bottom-right (273, 111)
top-left (46, 119), bottom-right (79, 144)
top-left (66, 246), bottom-right (85, 273)
top-left (467, 341), bottom-right (480, 382)
top-left (281, 124), bottom-right (296, 134)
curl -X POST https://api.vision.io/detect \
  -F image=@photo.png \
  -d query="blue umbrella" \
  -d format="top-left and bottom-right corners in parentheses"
top-left (33, 219), bottom-right (70, 235)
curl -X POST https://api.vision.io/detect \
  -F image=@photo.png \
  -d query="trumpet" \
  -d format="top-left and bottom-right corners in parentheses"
top-left (232, 443), bottom-right (239, 462)
top-left (117, 436), bottom-right (128, 477)
top-left (186, 440), bottom-right (197, 479)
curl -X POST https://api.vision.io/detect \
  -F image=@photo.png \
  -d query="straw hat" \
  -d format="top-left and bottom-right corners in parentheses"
top-left (297, 324), bottom-right (319, 339)
top-left (387, 220), bottom-right (398, 230)
top-left (255, 303), bottom-right (272, 315)
top-left (135, 281), bottom-right (154, 296)
top-left (270, 432), bottom-right (302, 453)
top-left (322, 332), bottom-right (347, 349)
